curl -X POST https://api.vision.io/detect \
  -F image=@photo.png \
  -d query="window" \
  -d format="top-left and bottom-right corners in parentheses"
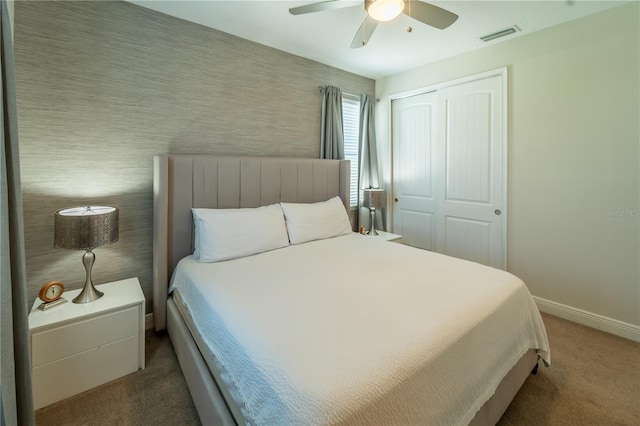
top-left (342, 95), bottom-right (360, 208)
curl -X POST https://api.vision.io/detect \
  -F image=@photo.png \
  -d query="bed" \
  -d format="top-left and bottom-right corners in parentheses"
top-left (153, 154), bottom-right (550, 425)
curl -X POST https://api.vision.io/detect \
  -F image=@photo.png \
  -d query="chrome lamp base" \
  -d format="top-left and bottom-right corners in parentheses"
top-left (367, 207), bottom-right (379, 236)
top-left (72, 249), bottom-right (104, 304)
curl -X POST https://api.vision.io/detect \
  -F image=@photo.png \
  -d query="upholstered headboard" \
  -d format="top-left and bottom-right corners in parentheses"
top-left (152, 154), bottom-right (350, 330)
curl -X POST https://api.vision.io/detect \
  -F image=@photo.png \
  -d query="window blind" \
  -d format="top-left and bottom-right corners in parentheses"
top-left (342, 95), bottom-right (360, 207)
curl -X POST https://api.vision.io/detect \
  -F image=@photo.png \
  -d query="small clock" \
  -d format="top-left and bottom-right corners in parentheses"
top-left (38, 280), bottom-right (67, 310)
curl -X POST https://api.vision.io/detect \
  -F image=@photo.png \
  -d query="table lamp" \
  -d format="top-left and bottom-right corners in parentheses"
top-left (362, 188), bottom-right (385, 236)
top-left (54, 206), bottom-right (119, 303)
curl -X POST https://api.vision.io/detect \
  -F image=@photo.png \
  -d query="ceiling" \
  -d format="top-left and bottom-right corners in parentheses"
top-left (127, 0), bottom-right (629, 79)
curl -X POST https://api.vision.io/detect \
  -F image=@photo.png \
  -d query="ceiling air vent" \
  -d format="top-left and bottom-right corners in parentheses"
top-left (480, 26), bottom-right (520, 42)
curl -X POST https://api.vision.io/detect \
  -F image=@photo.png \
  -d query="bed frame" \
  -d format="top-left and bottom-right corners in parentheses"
top-left (152, 154), bottom-right (537, 425)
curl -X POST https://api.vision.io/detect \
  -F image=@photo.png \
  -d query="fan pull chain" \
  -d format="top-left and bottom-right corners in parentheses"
top-left (362, 13), bottom-right (367, 46)
top-left (362, 18), bottom-right (367, 46)
top-left (406, 0), bottom-right (413, 33)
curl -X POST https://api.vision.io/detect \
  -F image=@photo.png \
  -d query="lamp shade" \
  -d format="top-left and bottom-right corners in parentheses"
top-left (362, 188), bottom-right (386, 209)
top-left (54, 206), bottom-right (119, 250)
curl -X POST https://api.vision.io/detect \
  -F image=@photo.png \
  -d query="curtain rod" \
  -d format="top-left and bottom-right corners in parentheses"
top-left (317, 86), bottom-right (379, 102)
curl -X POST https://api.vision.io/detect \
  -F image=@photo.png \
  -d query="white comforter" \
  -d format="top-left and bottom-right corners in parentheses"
top-left (170, 233), bottom-right (550, 426)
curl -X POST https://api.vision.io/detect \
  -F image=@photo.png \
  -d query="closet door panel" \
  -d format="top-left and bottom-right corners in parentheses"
top-left (391, 91), bottom-right (438, 251)
top-left (437, 73), bottom-right (506, 269)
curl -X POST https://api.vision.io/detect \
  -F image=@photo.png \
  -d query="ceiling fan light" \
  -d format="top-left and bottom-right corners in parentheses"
top-left (366, 0), bottom-right (405, 22)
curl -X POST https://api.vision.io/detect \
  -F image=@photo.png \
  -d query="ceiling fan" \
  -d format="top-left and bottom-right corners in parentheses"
top-left (289, 0), bottom-right (459, 48)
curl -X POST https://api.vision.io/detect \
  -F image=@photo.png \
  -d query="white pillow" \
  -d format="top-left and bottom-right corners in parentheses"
top-left (280, 196), bottom-right (352, 245)
top-left (192, 204), bottom-right (290, 263)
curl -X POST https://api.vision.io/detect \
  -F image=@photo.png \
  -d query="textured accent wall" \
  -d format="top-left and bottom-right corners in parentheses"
top-left (15, 1), bottom-right (374, 310)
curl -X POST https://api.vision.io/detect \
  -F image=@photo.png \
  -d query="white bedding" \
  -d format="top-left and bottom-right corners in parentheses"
top-left (170, 233), bottom-right (550, 426)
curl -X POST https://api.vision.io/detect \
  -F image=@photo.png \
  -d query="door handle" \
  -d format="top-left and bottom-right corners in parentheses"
top-left (394, 198), bottom-right (399, 202)
top-left (494, 209), bottom-right (502, 215)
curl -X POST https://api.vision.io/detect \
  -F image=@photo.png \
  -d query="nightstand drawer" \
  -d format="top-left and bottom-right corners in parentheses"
top-left (31, 306), bottom-right (139, 367)
top-left (29, 278), bottom-right (145, 410)
top-left (32, 335), bottom-right (139, 409)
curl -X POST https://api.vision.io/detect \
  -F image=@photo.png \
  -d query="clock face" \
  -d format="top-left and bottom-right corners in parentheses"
top-left (46, 284), bottom-right (62, 299)
top-left (39, 280), bottom-right (65, 303)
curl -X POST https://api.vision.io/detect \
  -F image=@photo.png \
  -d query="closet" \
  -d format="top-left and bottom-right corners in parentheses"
top-left (391, 69), bottom-right (507, 269)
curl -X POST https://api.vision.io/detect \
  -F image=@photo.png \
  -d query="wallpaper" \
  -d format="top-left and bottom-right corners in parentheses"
top-left (15, 1), bottom-right (374, 311)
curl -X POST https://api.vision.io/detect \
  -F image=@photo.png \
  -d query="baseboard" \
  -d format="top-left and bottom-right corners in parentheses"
top-left (533, 296), bottom-right (640, 343)
top-left (145, 312), bottom-right (154, 330)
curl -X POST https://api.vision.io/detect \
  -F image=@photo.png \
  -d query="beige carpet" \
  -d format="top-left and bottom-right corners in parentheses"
top-left (36, 313), bottom-right (639, 426)
top-left (498, 313), bottom-right (639, 425)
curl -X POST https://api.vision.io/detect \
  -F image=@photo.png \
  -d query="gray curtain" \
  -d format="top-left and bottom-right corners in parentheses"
top-left (357, 94), bottom-right (385, 231)
top-left (319, 86), bottom-right (344, 160)
top-left (1, 0), bottom-right (36, 424)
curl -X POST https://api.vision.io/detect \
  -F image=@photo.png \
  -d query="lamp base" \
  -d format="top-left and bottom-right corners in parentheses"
top-left (367, 208), bottom-right (379, 236)
top-left (72, 250), bottom-right (104, 304)
top-left (72, 283), bottom-right (104, 304)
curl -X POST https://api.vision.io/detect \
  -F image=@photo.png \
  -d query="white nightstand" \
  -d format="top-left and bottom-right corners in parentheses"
top-left (29, 277), bottom-right (145, 410)
top-left (372, 230), bottom-right (402, 242)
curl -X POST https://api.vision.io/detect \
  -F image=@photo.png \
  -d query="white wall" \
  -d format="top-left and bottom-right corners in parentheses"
top-left (376, 3), bottom-right (639, 331)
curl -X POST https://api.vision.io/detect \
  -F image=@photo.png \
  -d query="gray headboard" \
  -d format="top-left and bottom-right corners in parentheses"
top-left (153, 154), bottom-right (351, 330)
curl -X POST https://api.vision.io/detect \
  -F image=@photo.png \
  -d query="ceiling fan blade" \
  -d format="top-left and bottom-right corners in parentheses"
top-left (350, 15), bottom-right (379, 48)
top-left (289, 0), bottom-right (357, 15)
top-left (403, 0), bottom-right (458, 30)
